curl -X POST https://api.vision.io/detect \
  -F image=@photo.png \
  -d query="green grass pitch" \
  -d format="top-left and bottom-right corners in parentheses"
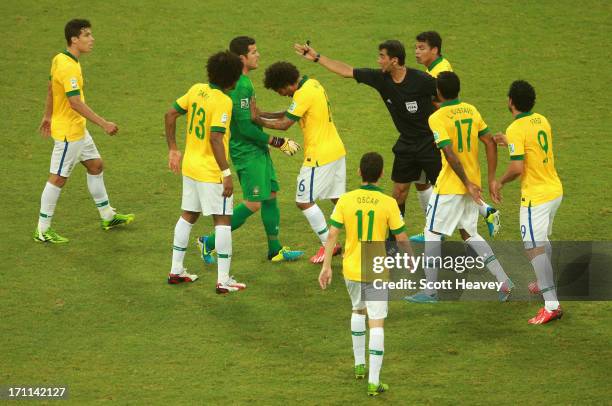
top-left (1, 0), bottom-right (611, 403)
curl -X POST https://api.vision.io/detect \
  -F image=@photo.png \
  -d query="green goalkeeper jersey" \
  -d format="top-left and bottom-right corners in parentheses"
top-left (229, 74), bottom-right (271, 170)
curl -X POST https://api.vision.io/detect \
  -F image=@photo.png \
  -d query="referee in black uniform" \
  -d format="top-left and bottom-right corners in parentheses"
top-left (294, 40), bottom-right (440, 222)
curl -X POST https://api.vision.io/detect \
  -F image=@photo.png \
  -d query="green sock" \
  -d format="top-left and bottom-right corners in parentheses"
top-left (205, 203), bottom-right (255, 251)
top-left (261, 198), bottom-right (282, 256)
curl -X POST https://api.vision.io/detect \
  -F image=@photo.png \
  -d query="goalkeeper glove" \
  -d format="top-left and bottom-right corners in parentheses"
top-left (270, 137), bottom-right (301, 156)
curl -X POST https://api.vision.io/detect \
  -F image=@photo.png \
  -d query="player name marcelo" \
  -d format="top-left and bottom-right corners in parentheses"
top-left (372, 278), bottom-right (504, 291)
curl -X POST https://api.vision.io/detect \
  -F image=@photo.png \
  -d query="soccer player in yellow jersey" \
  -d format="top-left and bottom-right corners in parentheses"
top-left (415, 31), bottom-right (453, 79)
top-left (319, 152), bottom-right (410, 397)
top-left (34, 19), bottom-right (133, 243)
top-left (164, 51), bottom-right (246, 294)
top-left (413, 31), bottom-right (501, 243)
top-left (260, 62), bottom-right (346, 263)
top-left (494, 80), bottom-right (564, 324)
top-left (405, 72), bottom-right (513, 303)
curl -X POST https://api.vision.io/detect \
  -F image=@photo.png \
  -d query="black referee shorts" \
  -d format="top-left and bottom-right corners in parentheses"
top-left (391, 138), bottom-right (441, 184)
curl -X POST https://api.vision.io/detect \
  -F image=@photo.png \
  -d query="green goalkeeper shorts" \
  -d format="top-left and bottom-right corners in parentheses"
top-left (237, 153), bottom-right (279, 202)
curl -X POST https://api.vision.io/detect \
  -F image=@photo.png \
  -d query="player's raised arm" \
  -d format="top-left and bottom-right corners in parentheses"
top-left (250, 97), bottom-right (285, 119)
top-left (39, 81), bottom-right (53, 137)
top-left (257, 115), bottom-right (295, 131)
top-left (294, 43), bottom-right (354, 78)
top-left (164, 107), bottom-right (183, 174)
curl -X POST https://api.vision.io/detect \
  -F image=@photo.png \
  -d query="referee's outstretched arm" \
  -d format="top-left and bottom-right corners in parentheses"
top-left (294, 43), bottom-right (354, 78)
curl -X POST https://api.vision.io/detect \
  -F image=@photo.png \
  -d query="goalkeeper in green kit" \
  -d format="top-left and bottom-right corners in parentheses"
top-left (198, 36), bottom-right (304, 263)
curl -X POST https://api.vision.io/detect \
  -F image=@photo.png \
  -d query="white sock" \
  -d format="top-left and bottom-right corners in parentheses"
top-left (368, 327), bottom-right (384, 385)
top-left (424, 229), bottom-right (442, 295)
top-left (87, 172), bottom-right (115, 221)
top-left (215, 225), bottom-right (232, 284)
top-left (544, 241), bottom-right (552, 261)
top-left (171, 217), bottom-right (193, 274)
top-left (466, 235), bottom-right (509, 283)
top-left (417, 187), bottom-right (432, 214)
top-left (478, 201), bottom-right (492, 217)
top-left (531, 253), bottom-right (559, 311)
top-left (38, 182), bottom-right (62, 233)
top-left (351, 313), bottom-right (366, 365)
top-left (302, 204), bottom-right (328, 244)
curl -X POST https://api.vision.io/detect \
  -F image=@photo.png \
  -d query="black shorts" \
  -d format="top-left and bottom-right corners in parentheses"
top-left (391, 138), bottom-right (441, 184)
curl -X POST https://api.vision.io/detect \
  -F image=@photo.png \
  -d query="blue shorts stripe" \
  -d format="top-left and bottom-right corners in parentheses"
top-left (309, 168), bottom-right (315, 202)
top-left (57, 140), bottom-right (69, 176)
top-left (222, 197), bottom-right (227, 215)
top-left (428, 193), bottom-right (440, 232)
top-left (528, 202), bottom-right (536, 249)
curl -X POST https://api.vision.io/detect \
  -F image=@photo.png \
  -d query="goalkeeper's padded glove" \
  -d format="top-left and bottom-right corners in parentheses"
top-left (270, 136), bottom-right (301, 156)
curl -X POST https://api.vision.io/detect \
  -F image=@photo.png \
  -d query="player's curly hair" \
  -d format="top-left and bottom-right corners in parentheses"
top-left (508, 80), bottom-right (536, 112)
top-left (263, 62), bottom-right (300, 91)
top-left (360, 152), bottom-right (384, 183)
top-left (207, 51), bottom-right (243, 90)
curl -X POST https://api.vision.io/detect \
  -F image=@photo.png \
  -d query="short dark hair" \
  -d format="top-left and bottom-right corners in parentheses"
top-left (263, 62), bottom-right (300, 91)
top-left (416, 31), bottom-right (442, 55)
top-left (378, 40), bottom-right (405, 66)
top-left (508, 80), bottom-right (536, 112)
top-left (360, 152), bottom-right (384, 183)
top-left (207, 51), bottom-right (243, 90)
top-left (65, 19), bottom-right (91, 45)
top-left (437, 71), bottom-right (460, 100)
top-left (229, 36), bottom-right (255, 57)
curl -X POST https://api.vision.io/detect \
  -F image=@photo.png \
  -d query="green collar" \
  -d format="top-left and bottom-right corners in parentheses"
top-left (439, 98), bottom-right (461, 107)
top-left (427, 56), bottom-right (443, 71)
top-left (209, 82), bottom-right (221, 90)
top-left (515, 111), bottom-right (533, 119)
top-left (359, 184), bottom-right (382, 191)
top-left (62, 49), bottom-right (79, 63)
top-left (297, 75), bottom-right (309, 89)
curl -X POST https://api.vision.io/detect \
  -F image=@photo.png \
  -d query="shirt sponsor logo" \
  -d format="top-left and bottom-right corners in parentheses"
top-left (509, 143), bottom-right (515, 154)
top-left (288, 101), bottom-right (297, 113)
top-left (240, 98), bottom-right (249, 109)
top-left (405, 101), bottom-right (418, 113)
top-left (221, 113), bottom-right (228, 124)
top-left (70, 78), bottom-right (78, 89)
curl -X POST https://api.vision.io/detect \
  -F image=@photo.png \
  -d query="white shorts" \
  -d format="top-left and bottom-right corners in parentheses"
top-left (295, 157), bottom-right (346, 203)
top-left (345, 279), bottom-right (388, 320)
top-left (425, 193), bottom-right (479, 236)
top-left (520, 196), bottom-right (562, 249)
top-left (49, 130), bottom-right (100, 177)
top-left (181, 176), bottom-right (234, 216)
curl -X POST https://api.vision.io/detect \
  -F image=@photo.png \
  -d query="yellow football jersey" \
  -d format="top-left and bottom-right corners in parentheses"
top-left (430, 99), bottom-right (490, 195)
top-left (329, 185), bottom-right (405, 282)
top-left (506, 112), bottom-right (563, 206)
top-left (174, 83), bottom-right (232, 183)
top-left (285, 76), bottom-right (346, 167)
top-left (426, 56), bottom-right (453, 78)
top-left (50, 50), bottom-right (86, 141)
